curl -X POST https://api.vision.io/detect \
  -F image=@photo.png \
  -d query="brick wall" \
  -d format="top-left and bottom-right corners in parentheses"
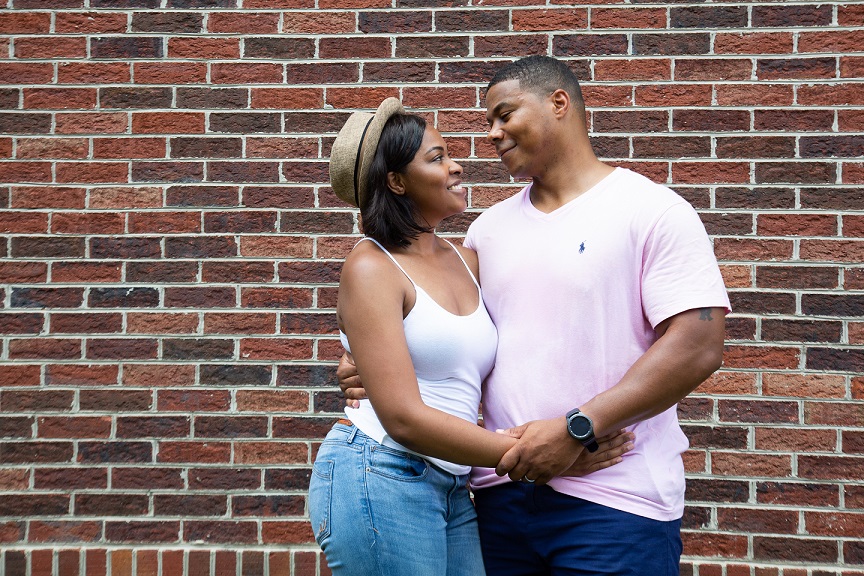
top-left (0, 1), bottom-right (862, 575)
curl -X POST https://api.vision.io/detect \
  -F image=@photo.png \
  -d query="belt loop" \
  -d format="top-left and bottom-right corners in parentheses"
top-left (347, 426), bottom-right (358, 444)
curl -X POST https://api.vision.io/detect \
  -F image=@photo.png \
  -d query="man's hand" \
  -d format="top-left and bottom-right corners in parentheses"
top-left (336, 351), bottom-right (366, 408)
top-left (494, 417), bottom-right (582, 485)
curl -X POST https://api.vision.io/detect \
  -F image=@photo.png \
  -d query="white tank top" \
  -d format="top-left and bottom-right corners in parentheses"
top-left (340, 237), bottom-right (498, 475)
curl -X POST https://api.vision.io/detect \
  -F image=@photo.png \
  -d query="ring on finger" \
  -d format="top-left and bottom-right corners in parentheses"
top-left (522, 476), bottom-right (536, 483)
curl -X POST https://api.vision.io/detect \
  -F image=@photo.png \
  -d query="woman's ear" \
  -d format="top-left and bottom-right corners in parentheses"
top-left (387, 172), bottom-right (406, 196)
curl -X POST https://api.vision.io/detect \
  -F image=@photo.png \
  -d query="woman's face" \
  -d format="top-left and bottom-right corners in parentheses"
top-left (394, 126), bottom-right (465, 225)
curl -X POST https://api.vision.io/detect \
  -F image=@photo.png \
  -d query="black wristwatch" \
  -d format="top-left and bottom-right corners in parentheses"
top-left (566, 408), bottom-right (599, 453)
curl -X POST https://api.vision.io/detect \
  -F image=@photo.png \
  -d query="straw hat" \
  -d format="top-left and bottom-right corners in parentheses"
top-left (329, 97), bottom-right (405, 208)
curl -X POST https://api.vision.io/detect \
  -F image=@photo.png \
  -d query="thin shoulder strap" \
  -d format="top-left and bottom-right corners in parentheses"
top-left (356, 237), bottom-right (417, 286)
top-left (442, 239), bottom-right (481, 290)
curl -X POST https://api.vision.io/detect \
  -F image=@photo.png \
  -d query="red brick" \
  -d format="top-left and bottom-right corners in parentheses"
top-left (9, 338), bottom-right (82, 360)
top-left (712, 452), bottom-right (793, 477)
top-left (93, 138), bottom-right (166, 160)
top-left (0, 469), bottom-right (30, 490)
top-left (250, 87), bottom-right (322, 110)
top-left (16, 138), bottom-right (89, 160)
top-left (203, 312), bottom-right (277, 334)
top-left (211, 63), bottom-right (283, 85)
top-left (29, 520), bottom-right (101, 543)
top-left (757, 213), bottom-right (837, 237)
top-left (24, 88), bottom-right (97, 110)
top-left (758, 57), bottom-right (836, 80)
top-left (262, 520), bottom-right (315, 544)
top-left (157, 389), bottom-right (231, 412)
top-left (132, 112), bottom-right (205, 134)
top-left (50, 312), bottom-right (123, 334)
top-left (55, 112), bottom-right (127, 134)
top-left (722, 345), bottom-right (800, 369)
top-left (755, 427), bottom-right (836, 452)
top-left (594, 58), bottom-right (670, 81)
top-left (0, 63), bottom-right (54, 84)
top-left (235, 390), bottom-right (308, 412)
top-left (246, 137), bottom-right (318, 160)
top-left (113, 468), bottom-right (183, 490)
top-left (207, 12), bottom-right (280, 33)
top-left (0, 12), bottom-right (51, 34)
top-left (168, 37), bottom-right (240, 59)
top-left (0, 161), bottom-right (52, 183)
top-left (123, 364), bottom-right (195, 387)
top-left (32, 549), bottom-right (53, 574)
top-left (715, 32), bottom-right (793, 54)
top-left (715, 238), bottom-right (793, 261)
top-left (52, 262), bottom-right (122, 283)
top-left (718, 507), bottom-right (799, 534)
top-left (511, 8), bottom-right (587, 31)
top-left (85, 548), bottom-right (107, 575)
top-left (88, 186), bottom-right (162, 209)
top-left (675, 59), bottom-right (752, 81)
top-left (800, 240), bottom-right (864, 263)
top-left (234, 441), bottom-right (309, 465)
top-left (132, 62), bottom-right (212, 84)
top-left (55, 11), bottom-right (127, 33)
top-left (239, 236), bottom-right (313, 258)
top-left (634, 84), bottom-right (711, 107)
top-left (58, 62), bottom-right (131, 84)
top-left (239, 338), bottom-right (313, 361)
top-left (799, 455), bottom-right (864, 480)
top-left (716, 84), bottom-right (794, 107)
top-left (127, 211), bottom-right (200, 234)
top-left (15, 36), bottom-right (87, 59)
top-left (38, 416), bottom-right (111, 439)
top-left (672, 162), bottom-right (749, 184)
top-left (126, 312), bottom-right (198, 335)
top-left (763, 373), bottom-right (845, 399)
top-left (320, 35), bottom-right (390, 58)
top-left (591, 7), bottom-right (664, 29)
top-left (0, 211), bottom-right (47, 233)
top-left (845, 163), bottom-right (864, 184)
top-left (51, 212), bottom-right (124, 235)
top-left (804, 511), bottom-right (864, 537)
top-left (189, 468), bottom-right (260, 491)
top-left (799, 30), bottom-right (864, 54)
top-left (106, 521), bottom-right (180, 544)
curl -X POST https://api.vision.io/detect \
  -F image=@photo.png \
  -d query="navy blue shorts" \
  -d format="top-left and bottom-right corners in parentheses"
top-left (473, 482), bottom-right (682, 576)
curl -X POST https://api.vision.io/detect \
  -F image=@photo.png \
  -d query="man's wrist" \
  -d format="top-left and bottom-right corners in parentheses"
top-left (565, 408), bottom-right (599, 453)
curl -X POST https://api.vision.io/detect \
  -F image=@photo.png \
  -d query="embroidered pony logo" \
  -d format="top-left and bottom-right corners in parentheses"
top-left (579, 242), bottom-right (585, 254)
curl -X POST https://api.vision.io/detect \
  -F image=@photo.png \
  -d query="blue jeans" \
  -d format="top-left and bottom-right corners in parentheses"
top-left (474, 482), bottom-right (682, 576)
top-left (308, 423), bottom-right (486, 576)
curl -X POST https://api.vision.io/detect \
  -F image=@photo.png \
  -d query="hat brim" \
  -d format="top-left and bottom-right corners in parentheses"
top-left (329, 97), bottom-right (405, 208)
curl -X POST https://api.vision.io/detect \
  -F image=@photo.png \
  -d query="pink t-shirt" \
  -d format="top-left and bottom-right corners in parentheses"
top-left (465, 167), bottom-right (730, 521)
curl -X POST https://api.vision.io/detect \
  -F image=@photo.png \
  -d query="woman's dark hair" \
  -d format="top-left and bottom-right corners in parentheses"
top-left (361, 113), bottom-right (432, 248)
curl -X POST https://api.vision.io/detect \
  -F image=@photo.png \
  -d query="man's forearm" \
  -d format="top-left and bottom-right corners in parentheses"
top-left (580, 307), bottom-right (725, 437)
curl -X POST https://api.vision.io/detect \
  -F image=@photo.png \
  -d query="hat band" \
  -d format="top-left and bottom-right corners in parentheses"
top-left (353, 116), bottom-right (375, 207)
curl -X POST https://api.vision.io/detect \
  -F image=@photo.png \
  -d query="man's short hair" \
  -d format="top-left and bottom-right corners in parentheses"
top-left (487, 55), bottom-right (584, 108)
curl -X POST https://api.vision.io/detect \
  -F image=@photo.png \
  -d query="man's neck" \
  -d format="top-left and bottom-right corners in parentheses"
top-left (529, 157), bottom-right (615, 214)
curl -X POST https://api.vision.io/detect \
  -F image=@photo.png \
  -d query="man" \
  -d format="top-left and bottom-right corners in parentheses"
top-left (338, 55), bottom-right (729, 575)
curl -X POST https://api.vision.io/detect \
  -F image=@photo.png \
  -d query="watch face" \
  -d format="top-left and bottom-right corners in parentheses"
top-left (569, 415), bottom-right (592, 438)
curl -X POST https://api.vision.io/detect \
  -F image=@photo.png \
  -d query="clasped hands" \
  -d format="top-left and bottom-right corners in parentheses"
top-left (493, 418), bottom-right (634, 485)
top-left (336, 353), bottom-right (634, 485)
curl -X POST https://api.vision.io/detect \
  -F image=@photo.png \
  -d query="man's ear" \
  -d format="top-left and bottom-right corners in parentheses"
top-left (387, 172), bottom-right (407, 196)
top-left (550, 88), bottom-right (571, 119)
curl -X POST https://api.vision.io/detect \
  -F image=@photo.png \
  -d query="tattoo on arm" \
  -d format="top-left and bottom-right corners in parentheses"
top-left (699, 308), bottom-right (713, 321)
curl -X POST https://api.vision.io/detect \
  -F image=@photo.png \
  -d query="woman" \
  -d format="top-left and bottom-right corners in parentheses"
top-left (309, 98), bottom-right (632, 575)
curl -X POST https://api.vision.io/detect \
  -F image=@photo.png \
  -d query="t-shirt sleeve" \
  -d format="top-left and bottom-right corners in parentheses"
top-left (641, 201), bottom-right (731, 328)
top-left (464, 219), bottom-right (478, 251)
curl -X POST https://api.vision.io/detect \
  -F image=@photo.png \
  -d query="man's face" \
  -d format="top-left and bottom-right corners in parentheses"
top-left (484, 79), bottom-right (552, 180)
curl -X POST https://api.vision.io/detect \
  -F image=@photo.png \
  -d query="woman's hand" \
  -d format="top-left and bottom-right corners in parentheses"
top-left (496, 425), bottom-right (634, 478)
top-left (562, 429), bottom-right (634, 477)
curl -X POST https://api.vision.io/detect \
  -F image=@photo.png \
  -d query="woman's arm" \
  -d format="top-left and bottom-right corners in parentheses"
top-left (338, 246), bottom-right (517, 468)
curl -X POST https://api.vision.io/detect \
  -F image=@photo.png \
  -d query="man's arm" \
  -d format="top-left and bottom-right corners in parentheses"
top-left (495, 306), bottom-right (725, 484)
top-left (337, 352), bottom-right (364, 408)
